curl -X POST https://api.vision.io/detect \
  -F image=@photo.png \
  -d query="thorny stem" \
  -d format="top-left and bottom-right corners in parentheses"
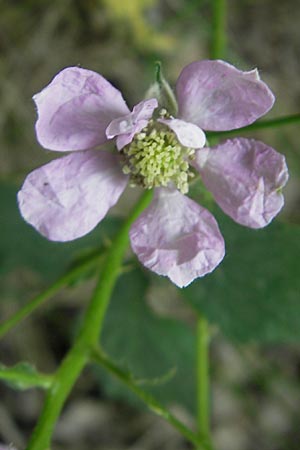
top-left (26, 190), bottom-right (153, 450)
top-left (92, 348), bottom-right (214, 450)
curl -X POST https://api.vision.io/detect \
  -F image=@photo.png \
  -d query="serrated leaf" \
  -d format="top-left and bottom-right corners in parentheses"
top-left (98, 269), bottom-right (196, 412)
top-left (0, 362), bottom-right (52, 390)
top-left (182, 212), bottom-right (300, 343)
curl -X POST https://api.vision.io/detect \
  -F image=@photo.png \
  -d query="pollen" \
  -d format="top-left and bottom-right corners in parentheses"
top-left (121, 124), bottom-right (195, 194)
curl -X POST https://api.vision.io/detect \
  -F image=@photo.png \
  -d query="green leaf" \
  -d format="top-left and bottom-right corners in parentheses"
top-left (0, 182), bottom-right (121, 280)
top-left (98, 269), bottom-right (196, 412)
top-left (182, 212), bottom-right (300, 343)
top-left (0, 362), bottom-right (52, 390)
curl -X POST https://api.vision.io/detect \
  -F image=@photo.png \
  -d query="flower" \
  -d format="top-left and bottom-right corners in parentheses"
top-left (18, 60), bottom-right (288, 288)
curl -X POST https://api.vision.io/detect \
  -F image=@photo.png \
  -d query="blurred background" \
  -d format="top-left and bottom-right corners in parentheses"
top-left (0, 0), bottom-right (300, 449)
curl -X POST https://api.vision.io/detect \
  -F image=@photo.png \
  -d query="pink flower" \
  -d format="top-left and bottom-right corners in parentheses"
top-left (18, 60), bottom-right (288, 287)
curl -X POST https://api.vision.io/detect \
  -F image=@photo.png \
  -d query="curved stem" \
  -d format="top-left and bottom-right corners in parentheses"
top-left (77, 190), bottom-right (152, 348)
top-left (0, 254), bottom-right (102, 341)
top-left (27, 190), bottom-right (153, 450)
top-left (92, 348), bottom-right (214, 450)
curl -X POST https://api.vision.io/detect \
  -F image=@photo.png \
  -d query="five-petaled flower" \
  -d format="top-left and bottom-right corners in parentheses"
top-left (18, 60), bottom-right (288, 287)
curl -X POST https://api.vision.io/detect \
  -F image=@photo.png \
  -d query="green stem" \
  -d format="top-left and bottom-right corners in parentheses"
top-left (26, 190), bottom-right (153, 450)
top-left (28, 341), bottom-right (88, 450)
top-left (211, 0), bottom-right (227, 59)
top-left (92, 348), bottom-right (214, 450)
top-left (196, 317), bottom-right (211, 443)
top-left (194, 2), bottom-right (228, 447)
top-left (77, 190), bottom-right (152, 347)
top-left (0, 364), bottom-right (53, 390)
top-left (0, 253), bottom-right (102, 341)
top-left (206, 113), bottom-right (300, 140)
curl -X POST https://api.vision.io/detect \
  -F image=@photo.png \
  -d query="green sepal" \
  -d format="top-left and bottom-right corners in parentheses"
top-left (145, 61), bottom-right (178, 116)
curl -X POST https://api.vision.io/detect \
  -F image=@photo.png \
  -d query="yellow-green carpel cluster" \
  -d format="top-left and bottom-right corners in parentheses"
top-left (122, 125), bottom-right (195, 194)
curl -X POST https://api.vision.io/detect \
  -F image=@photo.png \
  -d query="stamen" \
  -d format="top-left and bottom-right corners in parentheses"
top-left (121, 124), bottom-right (195, 194)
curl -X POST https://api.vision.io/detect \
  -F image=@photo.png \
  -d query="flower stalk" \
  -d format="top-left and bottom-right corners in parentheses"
top-left (27, 190), bottom-right (153, 450)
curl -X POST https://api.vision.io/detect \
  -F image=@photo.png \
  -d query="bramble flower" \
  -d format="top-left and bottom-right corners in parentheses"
top-left (18, 60), bottom-right (288, 287)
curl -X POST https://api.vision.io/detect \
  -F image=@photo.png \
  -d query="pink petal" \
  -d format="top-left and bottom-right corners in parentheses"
top-left (106, 98), bottom-right (158, 150)
top-left (18, 150), bottom-right (128, 241)
top-left (130, 188), bottom-right (225, 288)
top-left (176, 60), bottom-right (275, 131)
top-left (158, 118), bottom-right (206, 148)
top-left (194, 138), bottom-right (288, 228)
top-left (34, 67), bottom-right (130, 151)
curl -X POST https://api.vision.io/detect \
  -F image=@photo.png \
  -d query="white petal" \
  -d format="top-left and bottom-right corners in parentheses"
top-left (158, 118), bottom-right (206, 148)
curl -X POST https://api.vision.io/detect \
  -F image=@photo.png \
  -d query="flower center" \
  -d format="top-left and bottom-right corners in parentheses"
top-left (121, 122), bottom-right (195, 194)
